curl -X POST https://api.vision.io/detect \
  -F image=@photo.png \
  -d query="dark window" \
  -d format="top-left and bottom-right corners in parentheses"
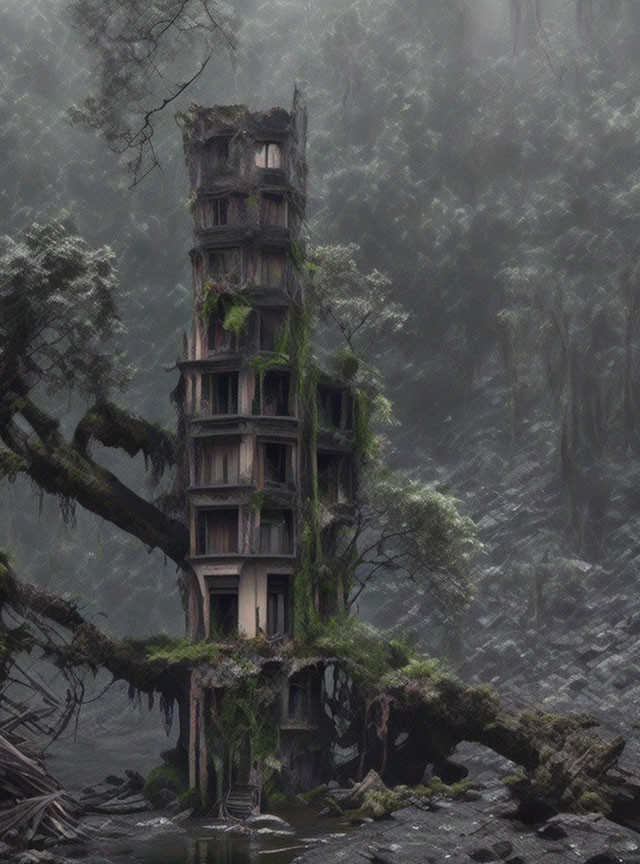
top-left (210, 577), bottom-right (239, 637)
top-left (259, 310), bottom-right (286, 352)
top-left (208, 137), bottom-right (230, 172)
top-left (317, 452), bottom-right (354, 503)
top-left (202, 198), bottom-right (229, 228)
top-left (259, 510), bottom-right (293, 554)
top-left (318, 387), bottom-right (353, 430)
top-left (207, 310), bottom-right (230, 353)
top-left (197, 509), bottom-right (239, 555)
top-left (253, 371), bottom-right (290, 416)
top-left (267, 574), bottom-right (290, 637)
top-left (287, 675), bottom-right (307, 721)
top-left (263, 442), bottom-right (289, 485)
top-left (201, 372), bottom-right (239, 415)
top-left (260, 194), bottom-right (287, 227)
top-left (255, 142), bottom-right (282, 169)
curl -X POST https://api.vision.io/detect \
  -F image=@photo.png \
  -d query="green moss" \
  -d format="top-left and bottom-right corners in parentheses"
top-left (332, 347), bottom-right (360, 381)
top-left (201, 281), bottom-right (220, 322)
top-left (421, 777), bottom-right (475, 798)
top-left (358, 787), bottom-right (404, 819)
top-left (354, 389), bottom-right (375, 463)
top-left (268, 791), bottom-right (291, 811)
top-left (298, 785), bottom-right (330, 807)
top-left (214, 677), bottom-right (280, 788)
top-left (249, 353), bottom-right (289, 379)
top-left (0, 447), bottom-right (27, 480)
top-left (144, 637), bottom-right (220, 665)
top-left (249, 488), bottom-right (266, 515)
top-left (312, 618), bottom-right (417, 687)
top-left (223, 302), bottom-right (252, 338)
top-left (143, 764), bottom-right (188, 809)
top-left (179, 788), bottom-right (205, 815)
top-left (380, 657), bottom-right (445, 687)
top-left (0, 551), bottom-right (15, 602)
top-left (577, 790), bottom-right (608, 813)
top-left (501, 771), bottom-right (527, 788)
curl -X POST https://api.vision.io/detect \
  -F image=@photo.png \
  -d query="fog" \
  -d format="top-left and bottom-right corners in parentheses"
top-left (2, 0), bottom-right (640, 857)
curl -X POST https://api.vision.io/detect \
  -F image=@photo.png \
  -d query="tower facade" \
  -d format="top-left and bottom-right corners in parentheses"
top-left (178, 96), bottom-right (360, 803)
top-left (180, 94), bottom-right (314, 642)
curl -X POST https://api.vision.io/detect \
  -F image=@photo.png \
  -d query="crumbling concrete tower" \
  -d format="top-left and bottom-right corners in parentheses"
top-left (179, 93), bottom-right (311, 641)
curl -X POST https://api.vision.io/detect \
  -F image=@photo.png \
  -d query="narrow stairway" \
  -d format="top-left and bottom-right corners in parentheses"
top-left (224, 784), bottom-right (256, 820)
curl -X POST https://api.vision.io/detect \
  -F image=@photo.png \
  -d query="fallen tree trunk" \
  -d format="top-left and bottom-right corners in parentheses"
top-left (370, 674), bottom-right (640, 830)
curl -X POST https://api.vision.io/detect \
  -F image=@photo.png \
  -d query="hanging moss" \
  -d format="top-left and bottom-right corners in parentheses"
top-left (288, 294), bottom-right (325, 636)
top-left (222, 302), bottom-right (252, 338)
top-left (200, 282), bottom-right (220, 323)
top-left (332, 347), bottom-right (360, 381)
top-left (354, 389), bottom-right (375, 463)
top-left (0, 447), bottom-right (27, 481)
top-left (215, 675), bottom-right (281, 789)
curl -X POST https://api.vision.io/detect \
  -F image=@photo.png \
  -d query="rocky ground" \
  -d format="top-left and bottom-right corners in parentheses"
top-left (293, 801), bottom-right (640, 864)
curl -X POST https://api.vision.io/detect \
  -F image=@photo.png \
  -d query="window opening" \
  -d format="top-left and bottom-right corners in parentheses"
top-left (202, 198), bottom-right (229, 228)
top-left (260, 252), bottom-right (286, 287)
top-left (208, 248), bottom-right (240, 284)
top-left (287, 676), bottom-right (307, 722)
top-left (255, 142), bottom-right (282, 169)
top-left (267, 574), bottom-right (290, 636)
top-left (317, 452), bottom-right (353, 502)
top-left (254, 371), bottom-right (289, 416)
top-left (201, 372), bottom-right (239, 415)
top-left (259, 309), bottom-right (286, 351)
top-left (318, 386), bottom-right (353, 430)
top-left (208, 137), bottom-right (230, 171)
top-left (199, 440), bottom-right (240, 485)
top-left (210, 577), bottom-right (239, 637)
top-left (207, 310), bottom-right (231, 353)
top-left (259, 509), bottom-right (293, 554)
top-left (197, 508), bottom-right (239, 555)
top-left (264, 442), bottom-right (289, 485)
top-left (260, 194), bottom-right (287, 227)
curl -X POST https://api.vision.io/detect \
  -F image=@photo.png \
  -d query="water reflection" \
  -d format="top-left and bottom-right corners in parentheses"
top-left (132, 822), bottom-right (318, 864)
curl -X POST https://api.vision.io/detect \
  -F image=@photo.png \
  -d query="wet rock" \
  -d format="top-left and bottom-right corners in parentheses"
top-left (492, 840), bottom-right (513, 859)
top-left (469, 849), bottom-right (499, 862)
top-left (292, 801), bottom-right (640, 864)
top-left (537, 822), bottom-right (568, 840)
top-left (245, 813), bottom-right (292, 830)
top-left (124, 770), bottom-right (144, 792)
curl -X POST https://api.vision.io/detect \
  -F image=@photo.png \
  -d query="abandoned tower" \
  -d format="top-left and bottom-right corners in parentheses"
top-left (179, 93), bottom-right (356, 645)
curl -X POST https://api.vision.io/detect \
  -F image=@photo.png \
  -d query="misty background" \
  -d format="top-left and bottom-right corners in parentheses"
top-left (3, 0), bottom-right (640, 780)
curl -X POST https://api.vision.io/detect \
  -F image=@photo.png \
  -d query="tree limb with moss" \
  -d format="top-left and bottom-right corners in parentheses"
top-left (0, 219), bottom-right (189, 568)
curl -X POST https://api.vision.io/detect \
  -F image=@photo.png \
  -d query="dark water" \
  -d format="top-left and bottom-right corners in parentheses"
top-left (57, 812), bottom-right (347, 864)
top-left (125, 824), bottom-right (320, 864)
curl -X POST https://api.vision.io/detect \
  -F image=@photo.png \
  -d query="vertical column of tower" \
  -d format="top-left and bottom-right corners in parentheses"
top-left (179, 95), bottom-right (308, 642)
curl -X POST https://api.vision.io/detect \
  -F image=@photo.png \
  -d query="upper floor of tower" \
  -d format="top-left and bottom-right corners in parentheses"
top-left (180, 91), bottom-right (307, 239)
